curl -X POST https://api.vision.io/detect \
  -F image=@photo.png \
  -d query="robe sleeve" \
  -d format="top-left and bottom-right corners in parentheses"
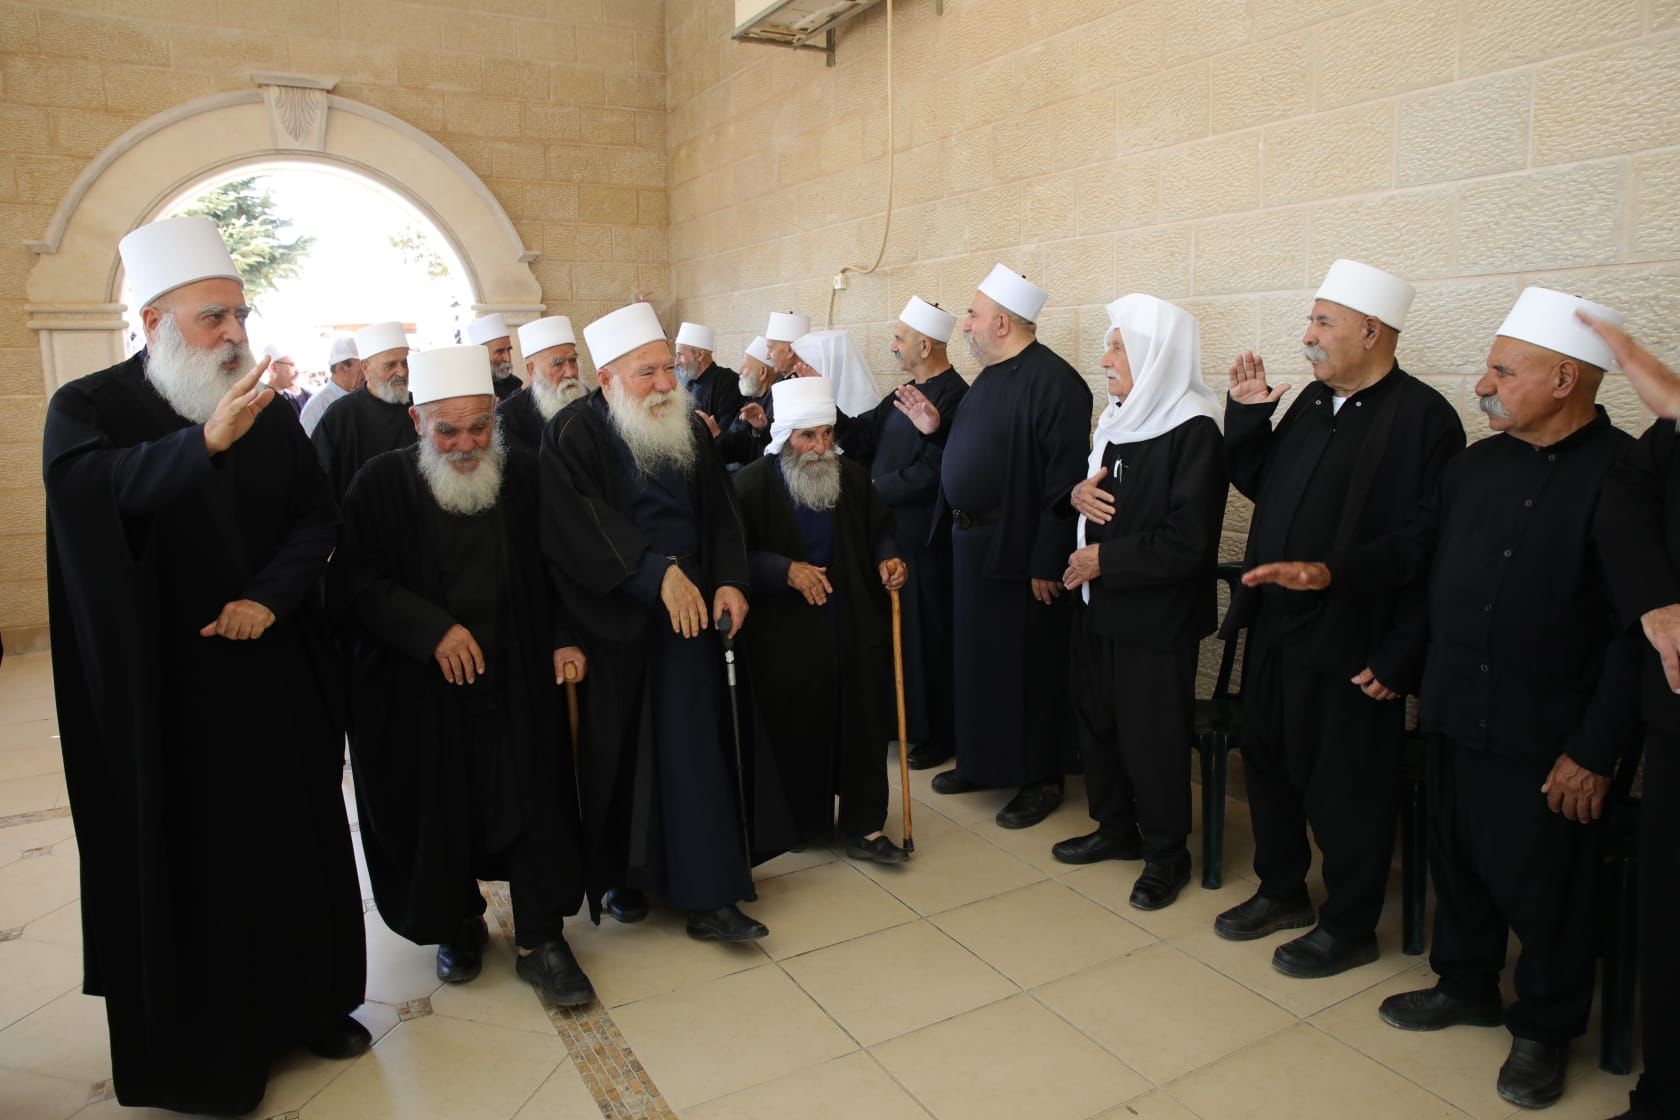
top-left (238, 416), bottom-right (339, 619)
top-left (699, 437), bottom-right (751, 593)
top-left (1223, 394), bottom-right (1284, 501)
top-left (329, 465), bottom-right (457, 663)
top-left (1028, 370), bottom-right (1094, 581)
top-left (1598, 421), bottom-right (1680, 627)
top-left (867, 481), bottom-right (899, 565)
top-left (539, 410), bottom-right (654, 599)
top-left (43, 385), bottom-right (216, 520)
top-left (869, 401), bottom-right (945, 508)
top-left (1096, 420), bottom-right (1227, 588)
top-left (716, 412), bottom-right (770, 464)
top-left (834, 405), bottom-right (881, 465)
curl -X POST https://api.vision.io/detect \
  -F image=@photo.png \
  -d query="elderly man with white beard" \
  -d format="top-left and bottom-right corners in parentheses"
top-left (718, 313), bottom-right (809, 465)
top-left (498, 315), bottom-right (586, 453)
top-left (466, 312), bottom-right (522, 401)
top-left (715, 334), bottom-right (776, 466)
top-left (732, 377), bottom-right (909, 860)
top-left (539, 302), bottom-right (790, 940)
top-left (312, 319), bottom-right (418, 501)
top-left (329, 344), bottom-right (594, 1008)
top-left (43, 216), bottom-right (367, 1115)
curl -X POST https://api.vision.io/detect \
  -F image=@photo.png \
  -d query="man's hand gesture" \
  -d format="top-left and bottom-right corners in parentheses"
top-left (739, 402), bottom-right (768, 431)
top-left (1228, 350), bottom-right (1291, 406)
top-left (1071, 466), bottom-right (1115, 524)
top-left (892, 384), bottom-right (942, 435)
top-left (204, 358), bottom-right (277, 455)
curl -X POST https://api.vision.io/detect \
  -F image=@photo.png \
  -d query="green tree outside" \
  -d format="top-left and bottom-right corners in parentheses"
top-left (179, 177), bottom-right (315, 300)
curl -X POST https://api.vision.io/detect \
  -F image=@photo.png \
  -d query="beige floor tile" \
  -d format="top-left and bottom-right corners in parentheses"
top-left (300, 1013), bottom-right (566, 1120)
top-left (749, 860), bottom-right (917, 960)
top-left (510, 1058), bottom-right (601, 1120)
top-left (611, 963), bottom-right (855, 1110)
top-left (0, 990), bottom-right (112, 1084)
top-left (0, 740), bottom-right (63, 783)
top-left (24, 900), bottom-right (83, 949)
top-left (361, 911), bottom-right (444, 1006)
top-left (0, 815), bottom-right (78, 861)
top-left (0, 936), bottom-right (83, 1031)
top-left (1035, 942), bottom-right (1295, 1084)
top-left (61, 1101), bottom-right (184, 1120)
top-left (1168, 1023), bottom-right (1465, 1119)
top-left (0, 1067), bottom-right (88, 1120)
top-left (873, 993), bottom-right (1150, 1120)
top-left (854, 823), bottom-right (1046, 916)
top-left (0, 773), bottom-right (66, 817)
top-left (427, 931), bottom-right (558, 1035)
top-left (249, 1044), bottom-right (364, 1118)
top-left (781, 920), bottom-right (1016, 1046)
top-left (1063, 860), bottom-right (1261, 940)
top-left (931, 879), bottom-right (1156, 989)
top-left (752, 845), bottom-right (838, 881)
top-left (682, 1051), bottom-right (929, 1120)
top-left (0, 849), bottom-right (81, 937)
top-left (563, 907), bottom-right (767, 1008)
top-left (0, 694), bottom-right (60, 727)
top-left (1093, 1090), bottom-right (1203, 1119)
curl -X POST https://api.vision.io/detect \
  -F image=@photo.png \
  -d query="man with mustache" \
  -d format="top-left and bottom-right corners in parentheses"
top-left (677, 320), bottom-right (745, 442)
top-left (299, 335), bottom-right (363, 438)
top-left (539, 302), bottom-right (788, 940)
top-left (1217, 260), bottom-right (1464, 979)
top-left (498, 315), bottom-right (585, 453)
top-left (732, 377), bottom-right (910, 860)
top-left (718, 312), bottom-right (809, 465)
top-left (329, 344), bottom-right (594, 1009)
top-left (311, 320), bottom-right (418, 501)
top-left (43, 215), bottom-right (367, 1114)
top-left (467, 312), bottom-right (522, 402)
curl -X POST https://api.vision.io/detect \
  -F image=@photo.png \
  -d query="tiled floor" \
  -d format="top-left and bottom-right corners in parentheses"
top-left (0, 650), bottom-right (1643, 1119)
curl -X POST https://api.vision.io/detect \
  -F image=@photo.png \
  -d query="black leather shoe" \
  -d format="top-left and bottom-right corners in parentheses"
top-left (1129, 853), bottom-right (1192, 911)
top-left (306, 1014), bottom-right (372, 1060)
top-left (686, 904), bottom-right (768, 942)
top-left (603, 886), bottom-right (649, 924)
top-left (996, 783), bottom-right (1062, 829)
top-left (907, 742), bottom-right (953, 770)
top-left (436, 917), bottom-right (489, 983)
top-left (1378, 985), bottom-right (1504, 1031)
top-left (931, 769), bottom-right (982, 794)
top-left (1051, 829), bottom-right (1143, 865)
top-left (1271, 926), bottom-right (1379, 979)
top-left (1213, 889), bottom-right (1316, 941)
top-left (1498, 1038), bottom-right (1567, 1110)
top-left (846, 834), bottom-right (909, 864)
top-left (516, 939), bottom-right (595, 1007)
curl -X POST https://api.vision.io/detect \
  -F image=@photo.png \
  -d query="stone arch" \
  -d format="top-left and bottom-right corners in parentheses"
top-left (25, 73), bottom-right (544, 393)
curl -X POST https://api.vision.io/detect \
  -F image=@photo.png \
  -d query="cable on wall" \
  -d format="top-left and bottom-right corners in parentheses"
top-left (824, 0), bottom-right (895, 327)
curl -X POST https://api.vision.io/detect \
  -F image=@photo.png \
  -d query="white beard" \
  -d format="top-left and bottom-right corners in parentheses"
top-left (367, 375), bottom-right (410, 405)
top-left (738, 373), bottom-right (762, 398)
top-left (779, 446), bottom-right (841, 511)
top-left (144, 314), bottom-right (251, 424)
top-left (493, 359), bottom-right (515, 381)
top-left (531, 374), bottom-right (586, 421)
top-left (604, 380), bottom-right (698, 476)
top-left (418, 424), bottom-right (507, 516)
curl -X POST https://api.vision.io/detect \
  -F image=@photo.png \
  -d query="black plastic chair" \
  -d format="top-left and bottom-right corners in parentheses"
top-left (1191, 565), bottom-right (1246, 890)
top-left (1597, 741), bottom-right (1643, 1075)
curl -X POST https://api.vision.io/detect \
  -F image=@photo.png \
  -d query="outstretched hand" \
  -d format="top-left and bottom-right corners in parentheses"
top-left (1228, 350), bottom-right (1291, 406)
top-left (204, 358), bottom-right (276, 455)
top-left (1242, 561), bottom-right (1331, 591)
top-left (1577, 311), bottom-right (1680, 420)
top-left (892, 384), bottom-right (942, 435)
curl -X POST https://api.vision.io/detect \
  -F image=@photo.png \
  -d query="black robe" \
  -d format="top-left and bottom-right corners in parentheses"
top-left (717, 381), bottom-right (777, 466)
top-left (497, 385), bottom-right (547, 455)
top-left (538, 393), bottom-right (795, 916)
top-left (310, 386), bottom-right (418, 502)
top-left (494, 373), bottom-right (522, 402)
top-left (327, 447), bottom-right (584, 944)
top-left (732, 455), bottom-right (897, 837)
top-left (691, 362), bottom-right (745, 434)
top-left (43, 351), bottom-right (364, 1116)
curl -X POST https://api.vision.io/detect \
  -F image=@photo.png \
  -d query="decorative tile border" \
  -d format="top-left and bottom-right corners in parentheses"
top-left (87, 1079), bottom-right (114, 1104)
top-left (396, 996), bottom-right (433, 1022)
top-left (0, 927), bottom-right (22, 942)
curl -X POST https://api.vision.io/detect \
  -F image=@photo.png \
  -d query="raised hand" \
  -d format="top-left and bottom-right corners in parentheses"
top-left (434, 623), bottom-right (485, 685)
top-left (204, 357), bottom-right (276, 454)
top-left (696, 410), bottom-right (721, 438)
top-left (1577, 311), bottom-right (1680, 420)
top-left (788, 561), bottom-right (833, 606)
top-left (199, 599), bottom-right (275, 641)
top-left (660, 563), bottom-right (709, 637)
top-left (1241, 561), bottom-right (1331, 591)
top-left (1070, 466), bottom-right (1115, 524)
top-left (739, 402), bottom-right (768, 431)
top-left (1228, 350), bottom-right (1291, 406)
top-left (892, 384), bottom-right (942, 435)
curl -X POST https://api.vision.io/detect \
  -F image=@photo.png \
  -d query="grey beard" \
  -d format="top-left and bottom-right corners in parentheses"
top-left (605, 381), bottom-right (698, 477)
top-left (145, 313), bottom-right (251, 424)
top-left (964, 332), bottom-right (984, 366)
top-left (779, 445), bottom-right (841, 511)
top-left (1478, 393), bottom-right (1511, 420)
top-left (737, 373), bottom-right (762, 398)
top-left (368, 375), bottom-right (410, 405)
top-left (418, 424), bottom-right (506, 516)
top-left (531, 374), bottom-right (585, 421)
top-left (1302, 344), bottom-right (1329, 365)
top-left (493, 359), bottom-right (514, 380)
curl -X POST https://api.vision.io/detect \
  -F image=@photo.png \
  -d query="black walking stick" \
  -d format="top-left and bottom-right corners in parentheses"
top-left (717, 611), bottom-right (754, 867)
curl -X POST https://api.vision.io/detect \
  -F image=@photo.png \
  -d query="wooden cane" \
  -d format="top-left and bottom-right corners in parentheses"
top-left (889, 586), bottom-right (914, 854)
top-left (562, 661), bottom-right (580, 768)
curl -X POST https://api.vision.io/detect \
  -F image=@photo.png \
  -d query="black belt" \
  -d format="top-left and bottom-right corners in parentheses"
top-left (951, 508), bottom-right (1000, 530)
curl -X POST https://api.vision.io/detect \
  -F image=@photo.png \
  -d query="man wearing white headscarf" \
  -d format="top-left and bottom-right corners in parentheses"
top-left (1055, 295), bottom-right (1227, 910)
top-left (789, 328), bottom-right (880, 417)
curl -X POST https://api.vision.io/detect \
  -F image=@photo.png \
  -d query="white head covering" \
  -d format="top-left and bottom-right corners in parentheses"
top-left (765, 376), bottom-right (838, 456)
top-left (791, 329), bottom-right (879, 417)
top-left (765, 312), bottom-right (811, 343)
top-left (518, 315), bottom-right (576, 357)
top-left (355, 321), bottom-right (409, 360)
top-left (1077, 295), bottom-right (1222, 603)
top-left (1314, 259), bottom-right (1415, 331)
top-left (675, 321), bottom-right (716, 352)
top-left (260, 343), bottom-right (289, 363)
top-left (583, 302), bottom-right (666, 369)
top-left (328, 336), bottom-right (358, 365)
top-left (409, 345), bottom-right (494, 406)
top-left (744, 335), bottom-right (771, 365)
top-left (978, 263), bottom-right (1049, 323)
top-left (465, 313), bottom-right (510, 345)
top-left (1495, 287), bottom-right (1622, 370)
top-left (899, 296), bottom-right (957, 343)
top-left (119, 216), bottom-right (242, 309)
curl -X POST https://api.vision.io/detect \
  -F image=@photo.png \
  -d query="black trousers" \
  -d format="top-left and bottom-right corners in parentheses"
top-left (1632, 731), bottom-right (1678, 1115)
top-left (460, 834), bottom-right (570, 950)
top-left (1241, 639), bottom-right (1404, 938)
top-left (1427, 738), bottom-right (1600, 1043)
top-left (835, 724), bottom-right (890, 839)
top-left (1072, 614), bottom-right (1194, 861)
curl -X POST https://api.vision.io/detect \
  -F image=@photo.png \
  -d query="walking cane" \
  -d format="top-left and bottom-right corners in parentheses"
top-left (717, 611), bottom-right (754, 868)
top-left (889, 587), bottom-right (915, 855)
top-left (562, 660), bottom-right (583, 820)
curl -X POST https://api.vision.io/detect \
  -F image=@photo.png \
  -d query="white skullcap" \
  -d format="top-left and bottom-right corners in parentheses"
top-left (328, 336), bottom-right (358, 365)
top-left (675, 321), bottom-right (716, 352)
top-left (899, 296), bottom-right (956, 342)
top-left (766, 376), bottom-right (837, 455)
top-left (744, 335), bottom-right (771, 365)
top-left (583, 302), bottom-right (666, 369)
top-left (518, 315), bottom-right (576, 356)
top-left (765, 311), bottom-right (811, 342)
top-left (409, 345), bottom-right (494, 406)
top-left (1314, 259), bottom-right (1415, 331)
top-left (119, 215), bottom-right (242, 309)
top-left (261, 343), bottom-right (288, 362)
top-left (978, 263), bottom-right (1049, 323)
top-left (355, 321), bottom-right (409, 360)
top-left (1496, 287), bottom-right (1622, 371)
top-left (465, 313), bottom-right (510, 345)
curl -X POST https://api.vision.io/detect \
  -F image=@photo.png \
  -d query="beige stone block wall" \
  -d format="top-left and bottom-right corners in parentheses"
top-left (0, 0), bottom-right (667, 645)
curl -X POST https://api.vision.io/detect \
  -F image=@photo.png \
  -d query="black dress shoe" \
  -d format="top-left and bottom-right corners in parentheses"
top-left (907, 742), bottom-right (953, 770)
top-left (436, 916), bottom-right (489, 983)
top-left (686, 904), bottom-right (768, 942)
top-left (996, 783), bottom-right (1062, 829)
top-left (603, 886), bottom-right (649, 924)
top-left (1129, 853), bottom-right (1192, 911)
top-left (1213, 889), bottom-right (1316, 941)
top-left (1271, 926), bottom-right (1379, 979)
top-left (1498, 1038), bottom-right (1567, 1110)
top-left (931, 769), bottom-right (982, 794)
top-left (306, 1014), bottom-right (372, 1060)
top-left (1051, 829), bottom-right (1143, 865)
top-left (1378, 985), bottom-right (1504, 1031)
top-left (845, 834), bottom-right (909, 864)
top-left (516, 939), bottom-right (595, 1007)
